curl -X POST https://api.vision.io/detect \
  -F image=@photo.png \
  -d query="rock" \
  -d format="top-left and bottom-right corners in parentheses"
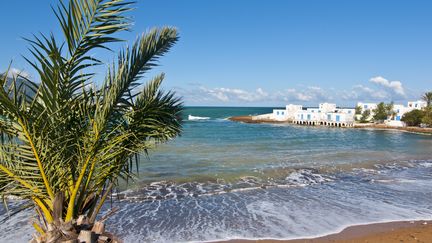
top-left (77, 230), bottom-right (96, 243)
top-left (97, 235), bottom-right (111, 243)
top-left (77, 215), bottom-right (89, 226)
top-left (92, 221), bottom-right (105, 235)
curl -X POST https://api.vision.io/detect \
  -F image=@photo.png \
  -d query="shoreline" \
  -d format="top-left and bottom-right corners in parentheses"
top-left (210, 220), bottom-right (432, 243)
top-left (228, 115), bottom-right (432, 135)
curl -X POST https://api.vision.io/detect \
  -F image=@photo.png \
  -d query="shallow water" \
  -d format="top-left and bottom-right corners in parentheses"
top-left (1, 107), bottom-right (432, 243)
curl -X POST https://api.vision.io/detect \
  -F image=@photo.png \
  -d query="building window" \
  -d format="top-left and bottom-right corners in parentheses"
top-left (282, 112), bottom-right (284, 115)
top-left (277, 111), bottom-right (279, 115)
top-left (327, 114), bottom-right (331, 120)
top-left (364, 105), bottom-right (368, 109)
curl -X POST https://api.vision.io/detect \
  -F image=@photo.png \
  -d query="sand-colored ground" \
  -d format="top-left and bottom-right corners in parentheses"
top-left (214, 220), bottom-right (432, 243)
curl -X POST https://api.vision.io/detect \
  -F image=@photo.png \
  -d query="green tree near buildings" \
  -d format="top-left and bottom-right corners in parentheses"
top-left (372, 102), bottom-right (388, 121)
top-left (422, 92), bottom-right (432, 107)
top-left (360, 110), bottom-right (371, 123)
top-left (372, 102), bottom-right (395, 122)
top-left (355, 105), bottom-right (362, 115)
top-left (401, 109), bottom-right (424, 126)
top-left (421, 91), bottom-right (432, 127)
top-left (386, 102), bottom-right (397, 120)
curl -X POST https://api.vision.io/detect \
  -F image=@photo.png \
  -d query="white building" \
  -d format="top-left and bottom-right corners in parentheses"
top-left (407, 100), bottom-right (427, 110)
top-left (357, 102), bottom-right (377, 112)
top-left (272, 104), bottom-right (303, 121)
top-left (292, 103), bottom-right (355, 127)
top-left (355, 100), bottom-right (427, 127)
top-left (267, 100), bottom-right (426, 127)
top-left (319, 103), bottom-right (337, 113)
top-left (272, 109), bottom-right (288, 121)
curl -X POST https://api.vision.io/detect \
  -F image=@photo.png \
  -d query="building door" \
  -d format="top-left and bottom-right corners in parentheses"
top-left (336, 115), bottom-right (340, 122)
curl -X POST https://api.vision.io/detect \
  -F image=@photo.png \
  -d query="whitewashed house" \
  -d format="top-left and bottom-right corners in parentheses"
top-left (266, 100), bottom-right (426, 127)
top-left (353, 100), bottom-right (427, 127)
top-left (293, 103), bottom-right (355, 127)
top-left (272, 104), bottom-right (303, 121)
top-left (357, 102), bottom-right (378, 112)
top-left (272, 109), bottom-right (288, 121)
top-left (319, 103), bottom-right (337, 112)
top-left (407, 100), bottom-right (427, 110)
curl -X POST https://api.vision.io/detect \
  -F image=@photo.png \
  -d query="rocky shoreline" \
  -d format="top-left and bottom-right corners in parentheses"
top-left (229, 116), bottom-right (432, 134)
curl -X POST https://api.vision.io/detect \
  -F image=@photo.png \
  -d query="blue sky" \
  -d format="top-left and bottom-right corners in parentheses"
top-left (1, 0), bottom-right (432, 106)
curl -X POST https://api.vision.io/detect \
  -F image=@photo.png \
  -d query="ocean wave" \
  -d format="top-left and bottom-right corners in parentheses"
top-left (114, 169), bottom-right (335, 202)
top-left (188, 115), bottom-right (210, 121)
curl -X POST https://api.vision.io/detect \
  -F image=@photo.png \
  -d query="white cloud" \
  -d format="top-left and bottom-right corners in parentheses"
top-left (370, 76), bottom-right (405, 96)
top-left (174, 75), bottom-right (418, 106)
top-left (343, 85), bottom-right (388, 101)
top-left (197, 87), bottom-right (270, 102)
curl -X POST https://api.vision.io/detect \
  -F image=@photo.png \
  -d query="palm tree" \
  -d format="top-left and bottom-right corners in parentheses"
top-left (0, 0), bottom-right (182, 242)
top-left (422, 92), bottom-right (432, 107)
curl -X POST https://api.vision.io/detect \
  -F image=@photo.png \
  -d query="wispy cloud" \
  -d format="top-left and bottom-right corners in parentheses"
top-left (174, 75), bottom-right (420, 106)
top-left (370, 76), bottom-right (405, 96)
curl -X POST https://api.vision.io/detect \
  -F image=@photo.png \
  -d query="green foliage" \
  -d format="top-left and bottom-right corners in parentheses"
top-left (355, 105), bottom-right (362, 115)
top-left (385, 102), bottom-right (396, 120)
top-left (422, 92), bottom-right (432, 107)
top-left (401, 109), bottom-right (424, 126)
top-left (0, 0), bottom-right (182, 237)
top-left (372, 102), bottom-right (387, 121)
top-left (372, 102), bottom-right (395, 122)
top-left (359, 110), bottom-right (371, 123)
top-left (422, 106), bottom-right (432, 127)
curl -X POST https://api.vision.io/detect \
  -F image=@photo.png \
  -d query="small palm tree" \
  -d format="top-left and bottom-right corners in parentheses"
top-left (422, 91), bottom-right (432, 107)
top-left (0, 0), bottom-right (182, 242)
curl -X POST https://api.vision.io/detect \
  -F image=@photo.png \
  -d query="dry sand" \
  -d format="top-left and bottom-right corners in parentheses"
top-left (213, 220), bottom-right (432, 243)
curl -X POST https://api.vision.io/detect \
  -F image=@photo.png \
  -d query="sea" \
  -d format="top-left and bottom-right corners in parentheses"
top-left (1, 106), bottom-right (432, 242)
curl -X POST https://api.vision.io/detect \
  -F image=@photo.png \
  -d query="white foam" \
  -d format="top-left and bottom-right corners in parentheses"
top-left (188, 115), bottom-right (210, 121)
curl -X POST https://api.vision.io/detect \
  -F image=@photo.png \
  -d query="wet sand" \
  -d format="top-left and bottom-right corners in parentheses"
top-left (214, 220), bottom-right (432, 243)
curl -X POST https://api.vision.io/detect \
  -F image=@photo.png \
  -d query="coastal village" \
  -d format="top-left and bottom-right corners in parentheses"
top-left (231, 100), bottom-right (429, 129)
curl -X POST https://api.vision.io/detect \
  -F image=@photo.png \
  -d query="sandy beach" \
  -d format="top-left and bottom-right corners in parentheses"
top-left (214, 220), bottom-right (432, 243)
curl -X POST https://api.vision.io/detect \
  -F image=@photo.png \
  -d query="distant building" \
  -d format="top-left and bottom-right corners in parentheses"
top-left (271, 103), bottom-right (355, 127)
top-left (407, 100), bottom-right (427, 109)
top-left (268, 100), bottom-right (427, 128)
top-left (272, 104), bottom-right (302, 121)
top-left (356, 101), bottom-right (427, 127)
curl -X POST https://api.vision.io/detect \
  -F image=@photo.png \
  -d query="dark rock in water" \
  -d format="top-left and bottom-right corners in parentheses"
top-left (159, 188), bottom-right (169, 195)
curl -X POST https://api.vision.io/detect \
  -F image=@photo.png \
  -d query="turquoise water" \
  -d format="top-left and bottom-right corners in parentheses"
top-left (137, 106), bottom-right (432, 184)
top-left (1, 107), bottom-right (432, 242)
